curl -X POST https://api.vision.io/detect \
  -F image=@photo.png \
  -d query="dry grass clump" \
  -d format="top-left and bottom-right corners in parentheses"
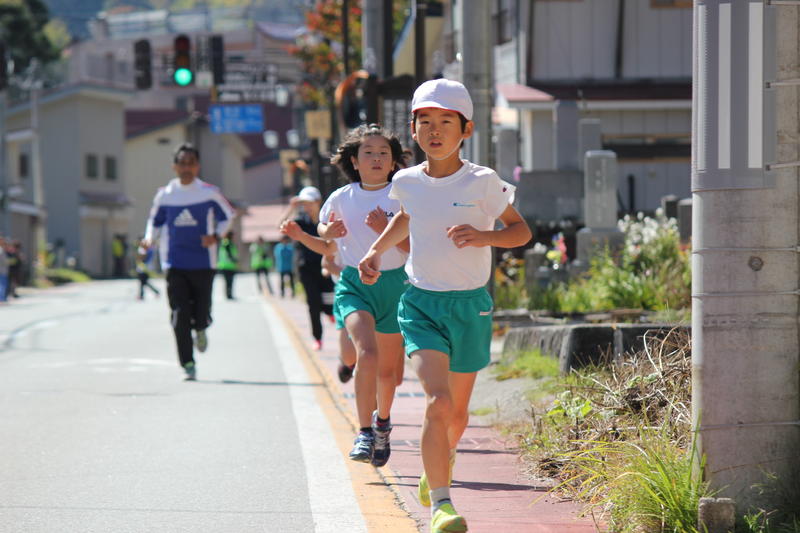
top-left (506, 328), bottom-right (700, 531)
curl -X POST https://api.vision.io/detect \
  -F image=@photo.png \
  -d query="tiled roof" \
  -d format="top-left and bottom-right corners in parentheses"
top-left (126, 109), bottom-right (189, 138)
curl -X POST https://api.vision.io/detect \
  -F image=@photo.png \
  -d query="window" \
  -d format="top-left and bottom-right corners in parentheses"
top-left (18, 153), bottom-right (29, 179)
top-left (602, 134), bottom-right (691, 161)
top-left (86, 154), bottom-right (98, 179)
top-left (104, 156), bottom-right (117, 181)
top-left (651, 0), bottom-right (692, 7)
top-left (493, 0), bottom-right (514, 45)
top-left (443, 31), bottom-right (457, 63)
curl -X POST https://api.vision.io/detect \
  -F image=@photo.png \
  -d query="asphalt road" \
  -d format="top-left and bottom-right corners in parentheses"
top-left (0, 276), bottom-right (368, 533)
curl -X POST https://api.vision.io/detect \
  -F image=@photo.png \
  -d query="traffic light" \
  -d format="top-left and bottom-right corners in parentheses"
top-left (173, 34), bottom-right (193, 86)
top-left (133, 39), bottom-right (152, 90)
top-left (210, 35), bottom-right (225, 85)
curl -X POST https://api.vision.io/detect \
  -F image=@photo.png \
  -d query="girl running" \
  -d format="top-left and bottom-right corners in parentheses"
top-left (318, 123), bottom-right (409, 467)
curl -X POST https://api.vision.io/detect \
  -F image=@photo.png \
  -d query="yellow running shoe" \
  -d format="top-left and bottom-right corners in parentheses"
top-left (418, 457), bottom-right (455, 507)
top-left (430, 502), bottom-right (468, 532)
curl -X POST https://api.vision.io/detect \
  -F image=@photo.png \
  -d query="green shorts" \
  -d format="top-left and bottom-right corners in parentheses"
top-left (333, 280), bottom-right (345, 330)
top-left (398, 285), bottom-right (493, 373)
top-left (335, 266), bottom-right (409, 334)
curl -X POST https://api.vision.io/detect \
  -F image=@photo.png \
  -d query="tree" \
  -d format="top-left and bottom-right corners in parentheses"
top-left (0, 0), bottom-right (61, 75)
top-left (287, 0), bottom-right (363, 108)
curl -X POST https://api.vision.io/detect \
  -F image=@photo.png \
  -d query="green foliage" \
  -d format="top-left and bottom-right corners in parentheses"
top-left (494, 252), bottom-right (527, 310)
top-left (528, 211), bottom-right (691, 313)
top-left (0, 0), bottom-right (61, 73)
top-left (741, 511), bottom-right (800, 533)
top-left (492, 348), bottom-right (560, 381)
top-left (560, 434), bottom-right (709, 533)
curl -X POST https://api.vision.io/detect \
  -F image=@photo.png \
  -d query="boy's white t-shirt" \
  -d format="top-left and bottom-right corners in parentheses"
top-left (389, 160), bottom-right (516, 291)
top-left (320, 182), bottom-right (408, 270)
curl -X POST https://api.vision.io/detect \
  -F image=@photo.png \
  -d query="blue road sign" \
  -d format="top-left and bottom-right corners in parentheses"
top-left (209, 104), bottom-right (264, 134)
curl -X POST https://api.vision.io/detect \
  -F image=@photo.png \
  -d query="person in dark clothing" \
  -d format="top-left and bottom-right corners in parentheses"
top-left (279, 186), bottom-right (334, 350)
top-left (5, 240), bottom-right (21, 299)
top-left (135, 237), bottom-right (160, 300)
top-left (142, 143), bottom-right (234, 380)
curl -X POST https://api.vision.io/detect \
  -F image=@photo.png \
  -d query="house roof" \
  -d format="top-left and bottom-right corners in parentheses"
top-left (6, 83), bottom-right (132, 117)
top-left (240, 203), bottom-right (288, 243)
top-left (126, 109), bottom-right (189, 138)
top-left (497, 80), bottom-right (691, 110)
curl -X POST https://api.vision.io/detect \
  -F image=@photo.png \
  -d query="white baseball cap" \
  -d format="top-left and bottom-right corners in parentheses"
top-left (297, 186), bottom-right (321, 202)
top-left (411, 78), bottom-right (473, 121)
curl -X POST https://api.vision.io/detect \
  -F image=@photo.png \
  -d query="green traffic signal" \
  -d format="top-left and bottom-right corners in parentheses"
top-left (173, 67), bottom-right (193, 86)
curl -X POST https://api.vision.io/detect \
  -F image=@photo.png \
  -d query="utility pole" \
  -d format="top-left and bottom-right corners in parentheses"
top-left (413, 1), bottom-right (427, 163)
top-left (0, 89), bottom-right (7, 236)
top-left (458, 0), bottom-right (492, 168)
top-left (363, 0), bottom-right (393, 77)
top-left (691, 0), bottom-right (800, 509)
top-left (27, 60), bottom-right (46, 259)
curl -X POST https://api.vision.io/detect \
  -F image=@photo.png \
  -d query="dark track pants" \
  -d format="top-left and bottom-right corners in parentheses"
top-left (279, 271), bottom-right (295, 297)
top-left (298, 266), bottom-right (334, 342)
top-left (166, 268), bottom-right (215, 367)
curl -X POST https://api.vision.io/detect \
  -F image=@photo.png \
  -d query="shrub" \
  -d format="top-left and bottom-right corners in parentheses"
top-left (528, 211), bottom-right (690, 313)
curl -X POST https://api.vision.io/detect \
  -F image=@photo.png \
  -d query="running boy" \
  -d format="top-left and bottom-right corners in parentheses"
top-left (358, 79), bottom-right (531, 532)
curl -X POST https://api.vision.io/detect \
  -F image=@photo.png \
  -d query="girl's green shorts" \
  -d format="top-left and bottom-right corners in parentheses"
top-left (335, 266), bottom-right (408, 334)
top-left (332, 280), bottom-right (345, 330)
top-left (398, 285), bottom-right (493, 373)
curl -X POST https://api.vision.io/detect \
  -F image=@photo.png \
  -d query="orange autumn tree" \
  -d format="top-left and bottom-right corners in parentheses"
top-left (287, 0), bottom-right (363, 107)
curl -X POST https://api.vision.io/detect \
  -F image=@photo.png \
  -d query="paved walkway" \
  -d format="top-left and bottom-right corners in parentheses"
top-left (269, 288), bottom-right (601, 533)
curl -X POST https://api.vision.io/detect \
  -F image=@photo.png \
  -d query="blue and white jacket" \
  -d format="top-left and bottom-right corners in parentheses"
top-left (144, 178), bottom-right (234, 270)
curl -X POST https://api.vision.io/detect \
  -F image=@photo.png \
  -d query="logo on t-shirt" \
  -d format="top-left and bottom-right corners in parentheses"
top-left (174, 208), bottom-right (198, 227)
top-left (452, 202), bottom-right (476, 207)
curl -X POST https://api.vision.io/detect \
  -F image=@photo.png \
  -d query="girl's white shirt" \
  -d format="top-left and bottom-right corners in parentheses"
top-left (320, 183), bottom-right (408, 270)
top-left (389, 160), bottom-right (515, 291)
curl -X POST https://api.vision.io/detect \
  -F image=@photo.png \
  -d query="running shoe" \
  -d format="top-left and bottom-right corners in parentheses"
top-left (337, 362), bottom-right (355, 383)
top-left (418, 456), bottom-right (456, 507)
top-left (183, 362), bottom-right (196, 381)
top-left (430, 502), bottom-right (467, 532)
top-left (371, 410), bottom-right (392, 467)
top-left (194, 329), bottom-right (208, 353)
top-left (312, 339), bottom-right (322, 351)
top-left (348, 431), bottom-right (374, 463)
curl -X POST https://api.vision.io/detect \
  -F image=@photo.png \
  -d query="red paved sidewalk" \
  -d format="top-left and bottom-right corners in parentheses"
top-left (270, 291), bottom-right (600, 533)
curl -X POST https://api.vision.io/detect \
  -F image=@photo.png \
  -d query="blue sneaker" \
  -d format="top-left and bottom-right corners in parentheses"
top-left (349, 431), bottom-right (374, 463)
top-left (183, 362), bottom-right (196, 381)
top-left (371, 411), bottom-right (392, 467)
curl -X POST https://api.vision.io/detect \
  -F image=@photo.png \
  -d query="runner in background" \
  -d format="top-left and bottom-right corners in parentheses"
top-left (250, 236), bottom-right (274, 295)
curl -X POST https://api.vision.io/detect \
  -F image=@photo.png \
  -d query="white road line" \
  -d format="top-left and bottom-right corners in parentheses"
top-left (261, 302), bottom-right (368, 533)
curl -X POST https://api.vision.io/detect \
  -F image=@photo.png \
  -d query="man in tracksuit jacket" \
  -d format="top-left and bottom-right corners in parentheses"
top-left (143, 143), bottom-right (235, 380)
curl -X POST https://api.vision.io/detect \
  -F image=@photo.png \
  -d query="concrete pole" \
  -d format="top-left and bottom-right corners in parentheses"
top-left (458, 0), bottom-right (492, 167)
top-left (30, 64), bottom-right (46, 264)
top-left (0, 90), bottom-right (8, 236)
top-left (691, 1), bottom-right (800, 508)
top-left (361, 0), bottom-right (383, 76)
